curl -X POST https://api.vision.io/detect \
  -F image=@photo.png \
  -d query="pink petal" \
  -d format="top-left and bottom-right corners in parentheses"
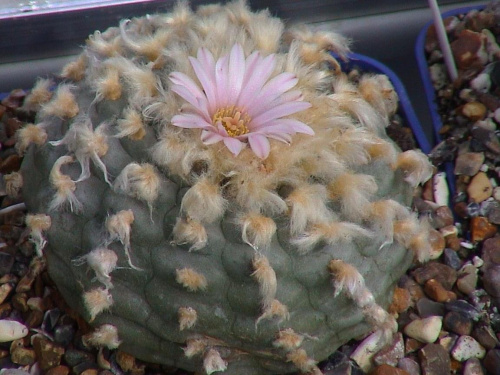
top-left (251, 101), bottom-right (312, 128)
top-left (223, 137), bottom-right (245, 156)
top-left (201, 129), bottom-right (224, 144)
top-left (169, 72), bottom-right (204, 99)
top-left (170, 84), bottom-right (210, 121)
top-left (254, 119), bottom-right (314, 135)
top-left (265, 132), bottom-right (292, 144)
top-left (246, 73), bottom-right (298, 114)
top-left (227, 44), bottom-right (246, 102)
top-left (236, 53), bottom-right (276, 108)
top-left (171, 114), bottom-right (212, 130)
top-left (189, 53), bottom-right (217, 114)
top-left (247, 133), bottom-right (270, 159)
top-left (215, 55), bottom-right (230, 108)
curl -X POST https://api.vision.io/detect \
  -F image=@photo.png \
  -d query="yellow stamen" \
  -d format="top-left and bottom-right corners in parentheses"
top-left (213, 106), bottom-right (251, 137)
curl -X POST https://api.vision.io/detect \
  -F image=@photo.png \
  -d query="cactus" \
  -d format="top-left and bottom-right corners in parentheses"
top-left (17, 1), bottom-right (433, 374)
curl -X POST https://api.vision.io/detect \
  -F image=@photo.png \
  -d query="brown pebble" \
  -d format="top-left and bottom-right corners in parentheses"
top-left (454, 201), bottom-right (469, 219)
top-left (398, 276), bottom-right (425, 306)
top-left (482, 237), bottom-right (500, 266)
top-left (46, 365), bottom-right (70, 375)
top-left (434, 206), bottom-right (455, 228)
top-left (463, 357), bottom-right (484, 375)
top-left (0, 302), bottom-right (12, 319)
top-left (10, 339), bottom-right (36, 366)
top-left (456, 264), bottom-right (478, 295)
top-left (446, 235), bottom-right (462, 251)
top-left (419, 343), bottom-right (451, 375)
top-left (412, 262), bottom-right (457, 290)
top-left (116, 350), bottom-right (136, 372)
top-left (451, 30), bottom-right (487, 70)
top-left (467, 172), bottom-right (493, 203)
top-left (405, 338), bottom-right (424, 354)
top-left (80, 370), bottom-right (98, 375)
top-left (454, 152), bottom-right (485, 176)
top-left (370, 363), bottom-right (409, 375)
top-left (0, 154), bottom-right (22, 174)
top-left (11, 292), bottom-right (29, 312)
top-left (470, 216), bottom-right (497, 242)
top-left (374, 333), bottom-right (404, 367)
top-left (483, 349), bottom-right (500, 374)
top-left (428, 229), bottom-right (445, 259)
top-left (472, 324), bottom-right (499, 350)
top-left (389, 287), bottom-right (411, 314)
top-left (26, 309), bottom-right (44, 328)
top-left (424, 279), bottom-right (457, 302)
top-left (0, 283), bottom-right (13, 305)
top-left (460, 102), bottom-right (487, 121)
top-left (33, 336), bottom-right (65, 371)
top-left (444, 311), bottom-right (473, 336)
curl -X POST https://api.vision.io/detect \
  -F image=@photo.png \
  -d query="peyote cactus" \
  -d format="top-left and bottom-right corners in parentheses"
top-left (16, 1), bottom-right (433, 374)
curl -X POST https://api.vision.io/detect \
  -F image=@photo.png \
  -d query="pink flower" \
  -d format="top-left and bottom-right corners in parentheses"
top-left (169, 44), bottom-right (313, 159)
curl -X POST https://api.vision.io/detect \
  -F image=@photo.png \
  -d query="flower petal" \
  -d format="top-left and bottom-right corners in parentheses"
top-left (223, 137), bottom-right (245, 156)
top-left (215, 55), bottom-right (230, 108)
top-left (247, 133), bottom-right (271, 159)
top-left (227, 44), bottom-right (246, 102)
top-left (254, 119), bottom-right (314, 135)
top-left (171, 114), bottom-right (212, 130)
top-left (251, 101), bottom-right (312, 129)
top-left (189, 50), bottom-right (217, 114)
top-left (170, 84), bottom-right (210, 121)
top-left (201, 129), bottom-right (224, 145)
top-left (236, 53), bottom-right (276, 108)
top-left (246, 72), bottom-right (298, 115)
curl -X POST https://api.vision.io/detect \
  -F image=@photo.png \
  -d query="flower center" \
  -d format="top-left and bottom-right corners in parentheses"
top-left (213, 106), bottom-right (251, 137)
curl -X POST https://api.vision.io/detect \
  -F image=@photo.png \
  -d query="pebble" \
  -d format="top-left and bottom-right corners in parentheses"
top-left (403, 316), bottom-right (442, 343)
top-left (483, 349), bottom-right (500, 375)
top-left (416, 297), bottom-right (445, 318)
top-left (445, 300), bottom-right (481, 321)
top-left (370, 364), bottom-right (409, 375)
top-left (10, 341), bottom-right (36, 366)
top-left (454, 152), bottom-right (485, 176)
top-left (470, 216), bottom-right (497, 242)
top-left (467, 172), bottom-right (493, 203)
top-left (463, 357), bottom-right (484, 375)
top-left (0, 283), bottom-right (13, 305)
top-left (404, 338), bottom-right (423, 354)
top-left (373, 333), bottom-right (404, 367)
top-left (32, 336), bottom-right (65, 371)
top-left (439, 333), bottom-right (458, 352)
top-left (443, 248), bottom-right (462, 270)
top-left (389, 287), bottom-right (411, 314)
top-left (418, 343), bottom-right (451, 375)
top-left (397, 357), bottom-right (420, 375)
top-left (461, 102), bottom-right (487, 121)
top-left (451, 335), bottom-right (486, 362)
top-left (424, 279), bottom-right (456, 303)
top-left (0, 320), bottom-right (28, 342)
top-left (471, 324), bottom-right (499, 350)
top-left (434, 206), bottom-right (454, 228)
top-left (456, 264), bottom-right (478, 295)
top-left (483, 265), bottom-right (500, 298)
top-left (412, 262), bottom-right (457, 290)
top-left (428, 229), bottom-right (445, 260)
top-left (45, 365), bottom-right (70, 375)
top-left (443, 311), bottom-right (473, 336)
top-left (351, 331), bottom-right (386, 373)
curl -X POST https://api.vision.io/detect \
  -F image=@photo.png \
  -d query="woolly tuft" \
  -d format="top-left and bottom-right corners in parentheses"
top-left (367, 200), bottom-right (411, 247)
top-left (358, 74), bottom-right (398, 119)
top-left (49, 155), bottom-right (82, 212)
top-left (50, 119), bottom-right (110, 184)
top-left (240, 212), bottom-right (276, 250)
top-left (16, 124), bottom-right (48, 155)
top-left (171, 217), bottom-right (208, 251)
top-left (115, 107), bottom-right (146, 140)
top-left (291, 222), bottom-right (372, 254)
top-left (273, 328), bottom-right (303, 351)
top-left (393, 216), bottom-right (432, 263)
top-left (178, 307), bottom-right (198, 331)
top-left (286, 348), bottom-right (318, 374)
top-left (41, 84), bottom-right (79, 119)
top-left (60, 54), bottom-right (87, 81)
top-left (181, 177), bottom-right (226, 223)
top-left (251, 254), bottom-right (277, 309)
top-left (105, 210), bottom-right (140, 270)
top-left (328, 259), bottom-right (365, 299)
top-left (256, 299), bottom-right (289, 326)
top-left (183, 338), bottom-right (207, 358)
top-left (176, 267), bottom-right (208, 292)
top-left (4, 172), bottom-right (23, 198)
top-left (119, 19), bottom-right (171, 61)
top-left (94, 65), bottom-right (122, 101)
top-left (328, 173), bottom-right (378, 221)
top-left (113, 163), bottom-right (160, 213)
top-left (84, 324), bottom-right (121, 349)
top-left (286, 184), bottom-right (331, 236)
top-left (73, 247), bottom-right (118, 289)
top-left (394, 150), bottom-right (433, 187)
top-left (83, 287), bottom-right (113, 322)
top-left (22, 78), bottom-right (53, 112)
top-left (203, 348), bottom-right (227, 375)
top-left (25, 213), bottom-right (51, 257)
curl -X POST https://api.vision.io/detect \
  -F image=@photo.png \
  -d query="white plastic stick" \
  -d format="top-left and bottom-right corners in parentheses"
top-left (428, 0), bottom-right (458, 82)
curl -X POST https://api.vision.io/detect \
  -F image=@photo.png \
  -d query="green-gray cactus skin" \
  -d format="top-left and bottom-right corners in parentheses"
top-left (18, 2), bottom-right (433, 374)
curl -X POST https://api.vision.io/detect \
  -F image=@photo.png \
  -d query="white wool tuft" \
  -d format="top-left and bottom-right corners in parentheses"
top-left (49, 155), bottom-right (82, 212)
top-left (41, 84), bottom-right (79, 119)
top-left (73, 247), bottom-right (118, 289)
top-left (240, 212), bottom-right (276, 250)
top-left (203, 348), bottom-right (227, 375)
top-left (181, 177), bottom-right (226, 223)
top-left (328, 259), bottom-right (365, 299)
top-left (251, 254), bottom-right (277, 309)
top-left (4, 172), bottom-right (23, 198)
top-left (176, 267), bottom-right (208, 292)
top-left (171, 217), bottom-right (208, 251)
top-left (178, 306), bottom-right (198, 331)
top-left (256, 299), bottom-right (289, 326)
top-left (394, 150), bottom-right (433, 187)
top-left (16, 124), bottom-right (48, 155)
top-left (84, 324), bottom-right (121, 349)
top-left (105, 210), bottom-right (141, 270)
top-left (25, 214), bottom-right (51, 257)
top-left (83, 287), bottom-right (113, 321)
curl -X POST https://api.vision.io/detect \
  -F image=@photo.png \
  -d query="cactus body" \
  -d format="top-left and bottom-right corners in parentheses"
top-left (19, 2), bottom-right (432, 374)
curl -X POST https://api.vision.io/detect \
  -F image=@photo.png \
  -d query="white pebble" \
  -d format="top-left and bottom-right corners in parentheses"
top-left (493, 186), bottom-right (500, 201)
top-left (350, 330), bottom-right (385, 373)
top-left (433, 172), bottom-right (449, 206)
top-left (460, 241), bottom-right (474, 250)
top-left (403, 316), bottom-right (442, 343)
top-left (472, 256), bottom-right (484, 268)
top-left (470, 73), bottom-right (491, 93)
top-left (494, 108), bottom-right (500, 123)
top-left (0, 320), bottom-right (29, 342)
top-left (451, 335), bottom-right (486, 362)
